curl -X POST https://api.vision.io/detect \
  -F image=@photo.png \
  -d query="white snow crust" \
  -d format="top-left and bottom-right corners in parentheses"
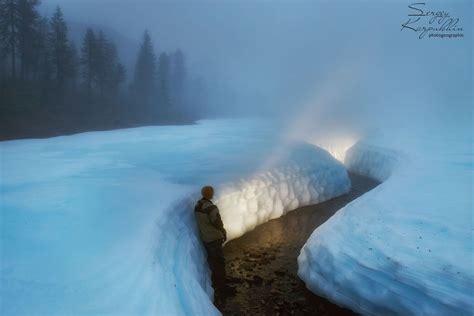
top-left (298, 124), bottom-right (473, 315)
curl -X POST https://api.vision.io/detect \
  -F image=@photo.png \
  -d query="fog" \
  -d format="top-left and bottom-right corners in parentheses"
top-left (1, 3), bottom-right (473, 313)
top-left (41, 0), bottom-right (472, 145)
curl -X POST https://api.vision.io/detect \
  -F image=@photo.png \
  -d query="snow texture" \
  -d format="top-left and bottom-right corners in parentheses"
top-left (298, 125), bottom-right (473, 315)
top-left (216, 143), bottom-right (350, 241)
top-left (0, 119), bottom-right (349, 315)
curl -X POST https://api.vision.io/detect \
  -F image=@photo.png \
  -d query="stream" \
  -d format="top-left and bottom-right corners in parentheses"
top-left (216, 173), bottom-right (380, 315)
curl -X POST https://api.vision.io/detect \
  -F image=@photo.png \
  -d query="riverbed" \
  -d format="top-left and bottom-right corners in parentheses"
top-left (216, 173), bottom-right (379, 315)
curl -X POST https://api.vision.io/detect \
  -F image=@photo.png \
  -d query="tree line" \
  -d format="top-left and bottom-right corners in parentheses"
top-left (0, 1), bottom-right (199, 140)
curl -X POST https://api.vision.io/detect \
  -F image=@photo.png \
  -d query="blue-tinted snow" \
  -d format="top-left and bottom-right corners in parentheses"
top-left (298, 121), bottom-right (473, 315)
top-left (0, 119), bottom-right (349, 315)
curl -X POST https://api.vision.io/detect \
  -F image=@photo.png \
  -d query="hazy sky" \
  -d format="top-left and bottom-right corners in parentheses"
top-left (40, 0), bottom-right (472, 132)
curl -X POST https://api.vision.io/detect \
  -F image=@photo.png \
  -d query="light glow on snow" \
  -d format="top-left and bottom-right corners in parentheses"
top-left (307, 134), bottom-right (359, 162)
top-left (278, 59), bottom-right (365, 163)
top-left (215, 143), bottom-right (350, 241)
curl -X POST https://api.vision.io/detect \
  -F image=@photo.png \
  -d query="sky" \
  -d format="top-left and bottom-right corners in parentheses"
top-left (40, 0), bottom-right (472, 137)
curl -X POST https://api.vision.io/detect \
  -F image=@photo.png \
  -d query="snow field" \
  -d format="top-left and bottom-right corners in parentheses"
top-left (0, 119), bottom-right (350, 315)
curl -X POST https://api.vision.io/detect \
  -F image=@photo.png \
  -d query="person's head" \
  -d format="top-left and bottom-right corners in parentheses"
top-left (201, 186), bottom-right (214, 200)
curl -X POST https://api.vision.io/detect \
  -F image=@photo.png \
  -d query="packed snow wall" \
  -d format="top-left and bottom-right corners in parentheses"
top-left (298, 127), bottom-right (473, 315)
top-left (216, 143), bottom-right (350, 241)
top-left (1, 119), bottom-right (350, 315)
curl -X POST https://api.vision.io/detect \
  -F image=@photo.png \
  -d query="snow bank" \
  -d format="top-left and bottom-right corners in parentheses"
top-left (216, 143), bottom-right (350, 241)
top-left (344, 142), bottom-right (401, 182)
top-left (1, 119), bottom-right (348, 315)
top-left (0, 147), bottom-right (218, 315)
top-left (298, 125), bottom-right (473, 315)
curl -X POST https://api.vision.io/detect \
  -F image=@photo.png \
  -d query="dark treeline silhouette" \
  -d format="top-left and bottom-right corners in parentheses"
top-left (0, 1), bottom-right (201, 140)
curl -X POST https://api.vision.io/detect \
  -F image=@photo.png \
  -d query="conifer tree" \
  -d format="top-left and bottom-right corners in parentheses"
top-left (17, 0), bottom-right (40, 79)
top-left (170, 49), bottom-right (186, 97)
top-left (80, 28), bottom-right (96, 96)
top-left (132, 30), bottom-right (156, 105)
top-left (0, 0), bottom-right (19, 79)
top-left (157, 52), bottom-right (170, 111)
top-left (103, 39), bottom-right (124, 95)
top-left (33, 15), bottom-right (51, 82)
top-left (48, 6), bottom-right (74, 90)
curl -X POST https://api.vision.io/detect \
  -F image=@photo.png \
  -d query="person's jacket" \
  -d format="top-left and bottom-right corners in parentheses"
top-left (194, 198), bottom-right (226, 243)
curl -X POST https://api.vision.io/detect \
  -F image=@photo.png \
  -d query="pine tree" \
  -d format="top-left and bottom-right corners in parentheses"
top-left (0, 0), bottom-right (19, 79)
top-left (132, 30), bottom-right (156, 106)
top-left (94, 30), bottom-right (106, 95)
top-left (157, 52), bottom-right (170, 112)
top-left (32, 15), bottom-right (50, 82)
top-left (32, 15), bottom-right (54, 102)
top-left (68, 42), bottom-right (78, 86)
top-left (48, 6), bottom-right (74, 91)
top-left (170, 49), bottom-right (187, 114)
top-left (0, 0), bottom-right (44, 81)
top-left (79, 28), bottom-right (96, 96)
top-left (102, 38), bottom-right (124, 95)
top-left (80, 28), bottom-right (125, 98)
top-left (170, 49), bottom-right (186, 97)
top-left (17, 0), bottom-right (40, 80)
top-left (115, 62), bottom-right (125, 92)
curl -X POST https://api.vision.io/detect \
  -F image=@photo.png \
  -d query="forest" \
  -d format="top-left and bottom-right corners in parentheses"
top-left (0, 1), bottom-right (202, 140)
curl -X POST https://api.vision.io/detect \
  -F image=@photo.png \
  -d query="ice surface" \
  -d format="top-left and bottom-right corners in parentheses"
top-left (0, 119), bottom-right (349, 315)
top-left (298, 122), bottom-right (473, 315)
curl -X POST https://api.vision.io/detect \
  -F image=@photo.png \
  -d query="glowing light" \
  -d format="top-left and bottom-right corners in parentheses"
top-left (306, 134), bottom-right (359, 163)
top-left (273, 61), bottom-right (364, 164)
